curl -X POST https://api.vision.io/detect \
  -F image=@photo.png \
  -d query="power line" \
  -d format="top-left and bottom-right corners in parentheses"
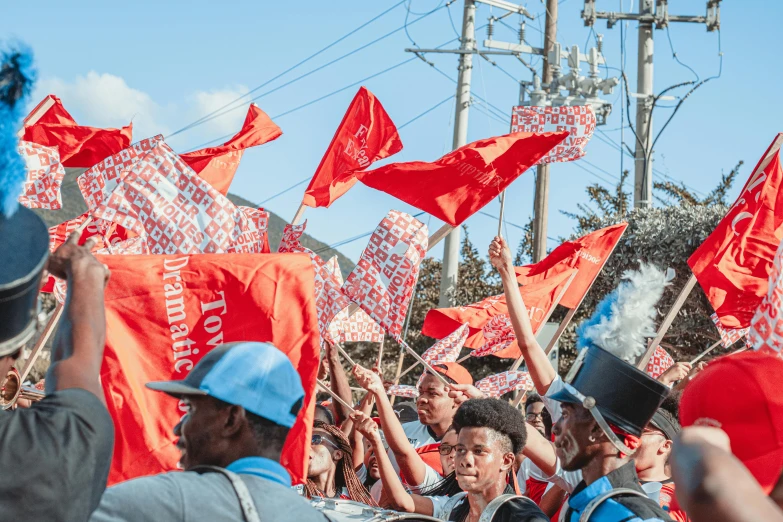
top-left (665, 25), bottom-right (699, 82)
top-left (259, 176), bottom-right (310, 206)
top-left (314, 211), bottom-right (426, 254)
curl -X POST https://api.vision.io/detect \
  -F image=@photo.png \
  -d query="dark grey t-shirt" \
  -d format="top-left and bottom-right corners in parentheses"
top-left (0, 388), bottom-right (114, 520)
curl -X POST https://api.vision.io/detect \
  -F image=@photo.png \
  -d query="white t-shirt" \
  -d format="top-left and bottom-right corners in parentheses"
top-left (516, 458), bottom-right (555, 496)
top-left (409, 464), bottom-right (443, 493)
top-left (387, 421), bottom-right (441, 477)
top-left (427, 493), bottom-right (467, 520)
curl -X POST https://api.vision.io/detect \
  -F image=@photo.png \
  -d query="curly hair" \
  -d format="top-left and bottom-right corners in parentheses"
top-left (303, 421), bottom-right (376, 506)
top-left (452, 398), bottom-right (527, 455)
top-left (524, 393), bottom-right (543, 410)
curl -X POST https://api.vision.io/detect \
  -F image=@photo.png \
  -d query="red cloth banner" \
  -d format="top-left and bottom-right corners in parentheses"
top-left (278, 222), bottom-right (351, 344)
top-left (421, 323), bottom-right (469, 365)
top-left (689, 134), bottom-right (783, 329)
top-left (342, 210), bottom-right (428, 339)
top-left (471, 314), bottom-right (517, 358)
top-left (516, 223), bottom-right (628, 309)
top-left (422, 270), bottom-right (575, 359)
top-left (747, 238), bottom-right (783, 353)
top-left (17, 141), bottom-right (66, 210)
top-left (475, 371), bottom-right (534, 397)
top-left (180, 104), bottom-right (282, 196)
top-left (510, 105), bottom-right (596, 164)
top-left (302, 87), bottom-right (402, 208)
top-left (24, 94), bottom-right (77, 126)
top-left (710, 313), bottom-right (748, 348)
top-left (93, 142), bottom-right (265, 255)
top-left (78, 135), bottom-right (163, 214)
top-left (355, 131), bottom-right (567, 226)
top-left (98, 253), bottom-right (320, 485)
top-left (645, 346), bottom-right (675, 380)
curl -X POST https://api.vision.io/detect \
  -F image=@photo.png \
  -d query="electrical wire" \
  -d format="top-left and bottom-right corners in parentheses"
top-left (446, 0), bottom-right (461, 40)
top-left (168, 1), bottom-right (406, 138)
top-left (665, 25), bottom-right (700, 82)
top-left (314, 211), bottom-right (426, 254)
top-left (258, 176), bottom-right (311, 205)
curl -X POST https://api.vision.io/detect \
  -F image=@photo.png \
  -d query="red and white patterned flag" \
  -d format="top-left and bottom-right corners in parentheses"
top-left (342, 210), bottom-right (428, 339)
top-left (328, 306), bottom-right (385, 344)
top-left (645, 346), bottom-right (675, 379)
top-left (93, 142), bottom-right (264, 255)
top-left (711, 313), bottom-right (749, 348)
top-left (77, 135), bottom-right (163, 214)
top-left (748, 239), bottom-right (783, 353)
top-left (325, 256), bottom-right (344, 286)
top-left (475, 371), bottom-right (534, 398)
top-left (471, 314), bottom-right (516, 358)
top-left (17, 141), bottom-right (66, 210)
top-left (278, 221), bottom-right (351, 345)
top-left (387, 384), bottom-right (419, 399)
top-left (421, 323), bottom-right (469, 365)
top-left (511, 105), bottom-right (595, 164)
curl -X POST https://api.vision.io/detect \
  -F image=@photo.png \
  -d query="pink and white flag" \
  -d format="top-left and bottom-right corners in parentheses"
top-left (77, 135), bottom-right (163, 213)
top-left (328, 306), bottom-right (385, 344)
top-left (748, 239), bottom-right (783, 353)
top-left (342, 210), bottom-right (428, 339)
top-left (471, 314), bottom-right (516, 358)
top-left (645, 346), bottom-right (675, 380)
top-left (278, 221), bottom-right (351, 345)
top-left (93, 142), bottom-right (265, 255)
top-left (325, 256), bottom-right (344, 286)
top-left (17, 141), bottom-right (66, 210)
top-left (711, 312), bottom-right (749, 348)
top-left (475, 371), bottom-right (534, 398)
top-left (421, 323), bottom-right (469, 365)
top-left (510, 106), bottom-right (595, 164)
top-left (387, 384), bottom-right (419, 399)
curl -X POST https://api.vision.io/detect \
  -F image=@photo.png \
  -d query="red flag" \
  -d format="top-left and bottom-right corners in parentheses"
top-left (17, 141), bottom-right (66, 210)
top-left (710, 313), bottom-right (748, 348)
top-left (327, 306), bottom-right (384, 344)
top-left (180, 104), bottom-right (282, 196)
top-left (421, 269), bottom-right (575, 359)
top-left (688, 134), bottom-right (783, 328)
top-left (421, 323), bottom-right (470, 365)
top-left (645, 346), bottom-right (675, 379)
top-left (475, 371), bottom-right (534, 397)
top-left (355, 131), bottom-right (567, 226)
top-left (515, 223), bottom-right (628, 309)
top-left (510, 105), bottom-right (596, 164)
top-left (302, 87), bottom-right (402, 208)
top-left (98, 253), bottom-right (320, 485)
top-left (342, 210), bottom-right (428, 339)
top-left (747, 238), bottom-right (783, 354)
top-left (24, 95), bottom-right (77, 126)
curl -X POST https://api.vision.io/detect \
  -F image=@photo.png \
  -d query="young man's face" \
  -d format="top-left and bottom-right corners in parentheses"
top-left (525, 401), bottom-right (547, 437)
top-left (416, 373), bottom-right (457, 427)
top-left (363, 439), bottom-right (381, 480)
top-left (634, 427), bottom-right (670, 473)
top-left (178, 396), bottom-right (230, 470)
top-left (552, 402), bottom-right (600, 472)
top-left (440, 429), bottom-right (458, 476)
top-left (308, 428), bottom-right (342, 478)
top-left (454, 427), bottom-right (514, 494)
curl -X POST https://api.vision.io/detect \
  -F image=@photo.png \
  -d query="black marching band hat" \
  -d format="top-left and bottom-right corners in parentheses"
top-left (550, 264), bottom-right (672, 454)
top-left (0, 47), bottom-right (48, 357)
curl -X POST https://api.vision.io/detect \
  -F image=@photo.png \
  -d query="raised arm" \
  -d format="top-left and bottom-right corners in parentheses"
top-left (522, 422), bottom-right (558, 476)
top-left (324, 342), bottom-right (354, 426)
top-left (349, 391), bottom-right (376, 470)
top-left (45, 232), bottom-right (111, 402)
top-left (488, 237), bottom-right (556, 394)
top-left (352, 411), bottom-right (435, 515)
top-left (352, 364), bottom-right (428, 486)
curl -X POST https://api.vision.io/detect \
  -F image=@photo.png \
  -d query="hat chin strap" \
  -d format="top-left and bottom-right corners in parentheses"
top-left (565, 384), bottom-right (634, 455)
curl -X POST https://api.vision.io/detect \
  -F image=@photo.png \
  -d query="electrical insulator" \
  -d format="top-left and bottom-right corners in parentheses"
top-left (487, 18), bottom-right (495, 39)
top-left (519, 21), bottom-right (526, 43)
top-left (596, 34), bottom-right (603, 53)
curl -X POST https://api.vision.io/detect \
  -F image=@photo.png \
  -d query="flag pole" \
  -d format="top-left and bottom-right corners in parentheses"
top-left (637, 273), bottom-right (698, 370)
top-left (335, 343), bottom-right (357, 368)
top-left (317, 379), bottom-right (356, 414)
top-left (19, 303), bottom-right (64, 383)
top-left (399, 340), bottom-right (450, 387)
top-left (376, 337), bottom-right (385, 369)
top-left (690, 339), bottom-right (722, 365)
top-left (497, 192), bottom-right (506, 238)
top-left (291, 203), bottom-right (306, 226)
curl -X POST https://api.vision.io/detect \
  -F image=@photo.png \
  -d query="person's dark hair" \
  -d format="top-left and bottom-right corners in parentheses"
top-left (524, 393), bottom-right (543, 410)
top-left (452, 398), bottom-right (527, 454)
top-left (660, 389), bottom-right (681, 420)
top-left (314, 403), bottom-right (335, 425)
top-left (246, 411), bottom-right (290, 453)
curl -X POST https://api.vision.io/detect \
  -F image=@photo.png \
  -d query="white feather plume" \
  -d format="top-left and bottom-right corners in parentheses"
top-left (577, 263), bottom-right (674, 363)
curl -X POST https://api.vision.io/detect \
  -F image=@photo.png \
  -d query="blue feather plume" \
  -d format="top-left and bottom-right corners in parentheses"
top-left (0, 45), bottom-right (36, 218)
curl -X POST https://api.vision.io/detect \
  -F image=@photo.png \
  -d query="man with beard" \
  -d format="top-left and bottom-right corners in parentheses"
top-left (90, 342), bottom-right (326, 521)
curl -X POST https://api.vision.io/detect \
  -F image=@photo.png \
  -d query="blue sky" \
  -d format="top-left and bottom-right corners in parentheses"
top-left (3, 0), bottom-right (779, 263)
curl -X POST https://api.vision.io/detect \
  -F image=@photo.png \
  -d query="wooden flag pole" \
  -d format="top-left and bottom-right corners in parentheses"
top-left (19, 303), bottom-right (64, 383)
top-left (291, 203), bottom-right (307, 226)
top-left (512, 390), bottom-right (527, 409)
top-left (390, 346), bottom-right (406, 406)
top-left (497, 192), bottom-right (506, 238)
top-left (637, 274), bottom-right (698, 370)
top-left (399, 340), bottom-right (450, 387)
top-left (376, 337), bottom-right (385, 368)
top-left (690, 339), bottom-right (722, 365)
top-left (317, 379), bottom-right (356, 414)
top-left (335, 343), bottom-right (357, 368)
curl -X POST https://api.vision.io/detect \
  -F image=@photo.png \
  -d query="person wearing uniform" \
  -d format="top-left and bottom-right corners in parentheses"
top-left (90, 342), bottom-right (327, 522)
top-left (0, 47), bottom-right (115, 521)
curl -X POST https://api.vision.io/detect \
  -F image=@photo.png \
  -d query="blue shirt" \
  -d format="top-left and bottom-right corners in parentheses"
top-left (226, 456), bottom-right (291, 486)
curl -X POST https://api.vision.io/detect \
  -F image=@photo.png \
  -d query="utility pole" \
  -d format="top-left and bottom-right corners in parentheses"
top-left (582, 0), bottom-right (722, 208)
top-left (439, 0), bottom-right (476, 307)
top-left (531, 0), bottom-right (558, 261)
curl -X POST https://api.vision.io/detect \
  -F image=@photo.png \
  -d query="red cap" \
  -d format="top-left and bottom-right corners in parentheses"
top-left (680, 351), bottom-right (783, 493)
top-left (433, 362), bottom-right (473, 386)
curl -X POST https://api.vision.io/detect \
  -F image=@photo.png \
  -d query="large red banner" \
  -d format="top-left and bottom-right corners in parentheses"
top-left (99, 253), bottom-right (320, 485)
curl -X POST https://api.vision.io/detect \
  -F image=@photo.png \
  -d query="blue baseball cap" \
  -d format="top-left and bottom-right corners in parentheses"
top-left (146, 341), bottom-right (305, 428)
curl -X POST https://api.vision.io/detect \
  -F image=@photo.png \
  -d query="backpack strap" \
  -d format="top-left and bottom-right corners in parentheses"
top-left (192, 465), bottom-right (261, 522)
top-left (579, 487), bottom-right (649, 522)
top-left (479, 494), bottom-right (539, 522)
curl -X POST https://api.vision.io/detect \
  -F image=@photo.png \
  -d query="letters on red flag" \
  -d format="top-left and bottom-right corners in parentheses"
top-left (515, 223), bottom-right (627, 309)
top-left (180, 104), bottom-right (282, 196)
top-left (302, 87), bottom-right (402, 208)
top-left (98, 253), bottom-right (320, 485)
top-left (421, 269), bottom-right (575, 359)
top-left (688, 135), bottom-right (783, 328)
top-left (475, 371), bottom-right (534, 398)
top-left (17, 141), bottom-right (66, 210)
top-left (342, 210), bottom-right (428, 339)
top-left (355, 131), bottom-right (567, 226)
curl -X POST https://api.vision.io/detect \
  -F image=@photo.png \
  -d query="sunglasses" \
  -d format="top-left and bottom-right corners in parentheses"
top-left (311, 434), bottom-right (340, 450)
top-left (438, 444), bottom-right (457, 456)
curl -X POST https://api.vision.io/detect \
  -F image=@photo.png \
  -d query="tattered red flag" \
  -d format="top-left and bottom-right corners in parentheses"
top-left (515, 223), bottom-right (627, 309)
top-left (302, 87), bottom-right (402, 208)
top-left (98, 253), bottom-right (320, 485)
top-left (24, 94), bottom-right (77, 126)
top-left (355, 131), bottom-right (567, 226)
top-left (180, 104), bottom-right (282, 196)
top-left (689, 134), bottom-right (783, 328)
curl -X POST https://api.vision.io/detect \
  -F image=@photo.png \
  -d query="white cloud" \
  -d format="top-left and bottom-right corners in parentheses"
top-left (187, 85), bottom-right (250, 138)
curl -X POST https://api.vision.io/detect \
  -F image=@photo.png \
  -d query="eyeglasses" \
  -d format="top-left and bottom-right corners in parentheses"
top-left (525, 412), bottom-right (545, 421)
top-left (438, 444), bottom-right (456, 456)
top-left (311, 434), bottom-right (340, 450)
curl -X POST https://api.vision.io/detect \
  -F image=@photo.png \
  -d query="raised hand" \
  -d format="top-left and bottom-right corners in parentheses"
top-left (351, 411), bottom-right (380, 440)
top-left (658, 361), bottom-right (692, 386)
top-left (46, 230), bottom-right (109, 285)
top-left (488, 236), bottom-right (513, 273)
top-left (448, 383), bottom-right (486, 406)
top-left (353, 364), bottom-right (385, 395)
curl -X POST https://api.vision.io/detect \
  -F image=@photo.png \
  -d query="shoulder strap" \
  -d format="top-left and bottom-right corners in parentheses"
top-left (479, 494), bottom-right (539, 522)
top-left (579, 487), bottom-right (649, 522)
top-left (192, 465), bottom-right (261, 522)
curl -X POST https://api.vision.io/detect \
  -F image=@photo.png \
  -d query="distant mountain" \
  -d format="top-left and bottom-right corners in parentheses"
top-left (32, 169), bottom-right (355, 277)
